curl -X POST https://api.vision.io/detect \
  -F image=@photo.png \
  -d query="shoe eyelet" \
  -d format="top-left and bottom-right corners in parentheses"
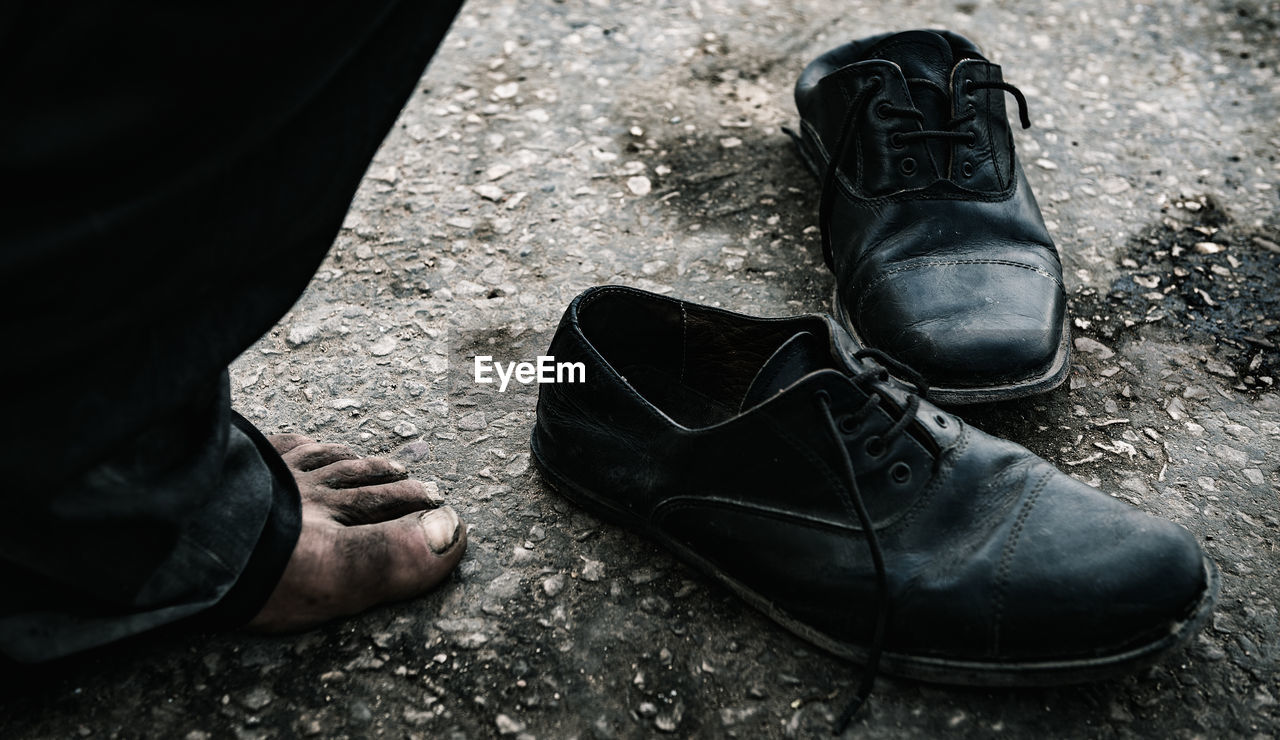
top-left (838, 414), bottom-right (859, 435)
top-left (890, 461), bottom-right (912, 484)
top-left (968, 132), bottom-right (978, 147)
top-left (900, 157), bottom-right (917, 175)
top-left (962, 79), bottom-right (973, 95)
top-left (934, 414), bottom-right (949, 428)
top-left (960, 161), bottom-right (975, 178)
top-left (865, 436), bottom-right (886, 458)
top-left (889, 133), bottom-right (905, 150)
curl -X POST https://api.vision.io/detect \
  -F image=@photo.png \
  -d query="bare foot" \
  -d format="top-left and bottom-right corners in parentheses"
top-left (248, 434), bottom-right (467, 632)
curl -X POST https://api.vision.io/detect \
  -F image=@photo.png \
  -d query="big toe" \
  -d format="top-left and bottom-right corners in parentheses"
top-left (339, 506), bottom-right (468, 606)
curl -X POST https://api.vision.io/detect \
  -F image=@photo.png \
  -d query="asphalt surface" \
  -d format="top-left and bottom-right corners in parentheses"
top-left (4, 0), bottom-right (1278, 737)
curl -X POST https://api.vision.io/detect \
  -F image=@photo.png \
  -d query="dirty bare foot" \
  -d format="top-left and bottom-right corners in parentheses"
top-left (249, 434), bottom-right (467, 632)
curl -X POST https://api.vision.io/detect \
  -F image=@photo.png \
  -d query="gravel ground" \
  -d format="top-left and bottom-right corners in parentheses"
top-left (3, 0), bottom-right (1278, 738)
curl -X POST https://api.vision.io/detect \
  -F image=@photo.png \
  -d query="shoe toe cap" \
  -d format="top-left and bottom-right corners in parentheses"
top-left (994, 472), bottom-right (1210, 659)
top-left (853, 259), bottom-right (1065, 386)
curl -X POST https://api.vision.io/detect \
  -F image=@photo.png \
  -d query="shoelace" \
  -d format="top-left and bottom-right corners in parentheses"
top-left (813, 348), bottom-right (930, 734)
top-left (816, 75), bottom-right (1033, 269)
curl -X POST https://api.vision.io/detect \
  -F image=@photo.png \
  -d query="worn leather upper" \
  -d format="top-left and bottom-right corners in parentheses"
top-left (795, 31), bottom-right (1067, 392)
top-left (533, 287), bottom-right (1209, 665)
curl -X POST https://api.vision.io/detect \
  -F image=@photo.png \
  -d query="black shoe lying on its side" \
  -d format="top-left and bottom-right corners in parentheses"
top-left (790, 30), bottom-right (1070, 404)
top-left (532, 286), bottom-right (1217, 720)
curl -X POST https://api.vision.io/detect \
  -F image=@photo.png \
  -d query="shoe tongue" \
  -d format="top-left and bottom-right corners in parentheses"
top-left (740, 331), bottom-right (834, 411)
top-left (866, 30), bottom-right (956, 93)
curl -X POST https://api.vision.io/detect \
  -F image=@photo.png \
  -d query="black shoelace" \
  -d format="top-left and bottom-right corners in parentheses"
top-left (816, 75), bottom-right (1033, 269)
top-left (813, 347), bottom-right (930, 734)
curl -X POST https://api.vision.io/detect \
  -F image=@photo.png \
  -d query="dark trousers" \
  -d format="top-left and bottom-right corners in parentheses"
top-left (0, 0), bottom-right (465, 661)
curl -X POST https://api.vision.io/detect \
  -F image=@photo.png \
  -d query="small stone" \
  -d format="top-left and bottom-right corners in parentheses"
top-left (331, 398), bottom-right (362, 410)
top-left (719, 137), bottom-right (742, 148)
top-left (626, 176), bottom-right (652, 196)
top-left (496, 714), bottom-right (526, 735)
top-left (393, 421), bottom-right (419, 438)
top-left (1243, 469), bottom-right (1265, 486)
top-left (486, 163), bottom-right (513, 181)
top-left (486, 571), bottom-right (523, 600)
top-left (1205, 359), bottom-right (1236, 378)
top-left (542, 574), bottom-right (567, 597)
top-left (1035, 158), bottom-right (1058, 170)
top-left (287, 324), bottom-right (320, 347)
top-left (1073, 337), bottom-right (1115, 359)
top-left (1100, 177), bottom-right (1130, 194)
top-left (494, 82), bottom-right (519, 99)
top-left (637, 702), bottom-right (658, 718)
top-left (240, 686), bottom-right (273, 711)
top-left (458, 411), bottom-right (487, 431)
top-left (475, 184), bottom-right (505, 201)
top-left (349, 700), bottom-right (373, 725)
top-left (355, 244), bottom-right (374, 260)
top-left (371, 335), bottom-right (397, 356)
top-left (1193, 241), bottom-right (1223, 254)
top-left (580, 558), bottom-right (605, 582)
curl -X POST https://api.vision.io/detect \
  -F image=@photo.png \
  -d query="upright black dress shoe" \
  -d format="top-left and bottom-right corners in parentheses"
top-left (791, 30), bottom-right (1069, 404)
top-left (533, 286), bottom-right (1216, 718)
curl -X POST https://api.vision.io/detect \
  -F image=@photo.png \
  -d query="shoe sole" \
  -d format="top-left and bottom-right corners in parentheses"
top-left (788, 121), bottom-right (1072, 405)
top-left (532, 430), bottom-right (1221, 687)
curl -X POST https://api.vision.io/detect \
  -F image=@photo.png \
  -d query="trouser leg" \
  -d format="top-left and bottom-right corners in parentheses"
top-left (0, 0), bottom-right (466, 661)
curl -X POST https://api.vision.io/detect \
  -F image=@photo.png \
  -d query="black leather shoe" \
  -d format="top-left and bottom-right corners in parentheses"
top-left (790, 30), bottom-right (1069, 404)
top-left (533, 286), bottom-right (1217, 704)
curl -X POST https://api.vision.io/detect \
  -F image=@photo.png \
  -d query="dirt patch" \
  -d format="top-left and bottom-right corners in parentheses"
top-left (1072, 194), bottom-right (1279, 392)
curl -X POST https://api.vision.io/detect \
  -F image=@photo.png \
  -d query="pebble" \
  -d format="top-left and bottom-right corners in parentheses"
top-left (475, 184), bottom-right (506, 201)
top-left (239, 687), bottom-right (273, 711)
top-left (370, 335), bottom-right (398, 356)
top-left (626, 176), bottom-right (652, 196)
top-left (1193, 241), bottom-right (1223, 254)
top-left (287, 324), bottom-right (320, 347)
top-left (1205, 359), bottom-right (1236, 378)
top-left (349, 700), bottom-right (373, 725)
top-left (1073, 337), bottom-right (1115, 359)
top-left (542, 574), bottom-right (567, 597)
top-left (486, 164), bottom-right (514, 181)
top-left (494, 82), bottom-right (519, 99)
top-left (458, 411), bottom-right (488, 431)
top-left (580, 558), bottom-right (605, 582)
top-left (719, 137), bottom-right (742, 148)
top-left (496, 714), bottom-right (526, 735)
top-left (393, 421), bottom-right (419, 438)
top-left (355, 244), bottom-right (374, 260)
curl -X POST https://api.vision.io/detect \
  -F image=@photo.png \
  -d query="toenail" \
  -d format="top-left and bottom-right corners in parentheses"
top-left (421, 506), bottom-right (461, 554)
top-left (390, 461), bottom-right (407, 474)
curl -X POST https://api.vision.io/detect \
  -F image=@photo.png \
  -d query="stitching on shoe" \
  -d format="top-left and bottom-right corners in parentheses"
top-left (854, 258), bottom-right (1063, 319)
top-left (990, 467), bottom-right (1053, 654)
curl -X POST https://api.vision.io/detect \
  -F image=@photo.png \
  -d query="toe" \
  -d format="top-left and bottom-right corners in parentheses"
top-left (314, 457), bottom-right (410, 489)
top-left (340, 506), bottom-right (467, 606)
top-left (325, 479), bottom-right (445, 524)
top-left (282, 442), bottom-right (361, 471)
top-left (267, 433), bottom-right (316, 456)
